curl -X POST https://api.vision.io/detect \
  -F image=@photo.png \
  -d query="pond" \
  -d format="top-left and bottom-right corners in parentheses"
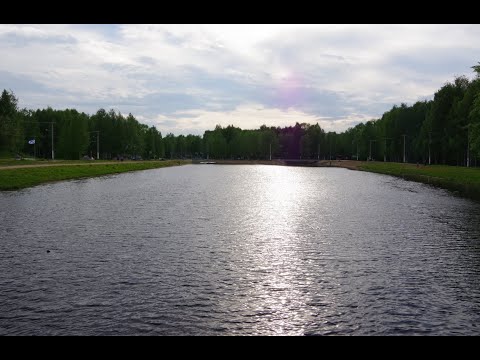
top-left (1, 165), bottom-right (479, 335)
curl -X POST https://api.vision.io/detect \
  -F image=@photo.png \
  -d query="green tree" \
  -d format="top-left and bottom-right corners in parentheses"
top-left (0, 89), bottom-right (22, 155)
top-left (164, 133), bottom-right (177, 159)
top-left (472, 62), bottom-right (480, 78)
top-left (469, 94), bottom-right (480, 158)
top-left (57, 110), bottom-right (89, 159)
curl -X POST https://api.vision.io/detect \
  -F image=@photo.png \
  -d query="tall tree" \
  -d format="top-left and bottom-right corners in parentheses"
top-left (469, 94), bottom-right (480, 158)
top-left (472, 62), bottom-right (480, 78)
top-left (0, 90), bottom-right (21, 154)
top-left (57, 110), bottom-right (89, 160)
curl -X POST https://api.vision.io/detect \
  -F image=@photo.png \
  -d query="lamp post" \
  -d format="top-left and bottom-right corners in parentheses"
top-left (352, 139), bottom-right (359, 160)
top-left (369, 139), bottom-right (377, 161)
top-left (329, 137), bottom-right (332, 161)
top-left (428, 131), bottom-right (432, 165)
top-left (467, 126), bottom-right (470, 168)
top-left (383, 137), bottom-right (392, 162)
top-left (89, 131), bottom-right (100, 160)
top-left (51, 122), bottom-right (54, 160)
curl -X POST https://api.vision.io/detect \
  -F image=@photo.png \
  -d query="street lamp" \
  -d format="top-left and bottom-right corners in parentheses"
top-left (88, 131), bottom-right (100, 160)
top-left (428, 131), bottom-right (432, 165)
top-left (369, 139), bottom-right (377, 161)
top-left (352, 139), bottom-right (359, 160)
top-left (383, 137), bottom-right (392, 162)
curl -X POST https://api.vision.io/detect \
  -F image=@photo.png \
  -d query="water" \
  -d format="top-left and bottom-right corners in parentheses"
top-left (1, 164), bottom-right (480, 335)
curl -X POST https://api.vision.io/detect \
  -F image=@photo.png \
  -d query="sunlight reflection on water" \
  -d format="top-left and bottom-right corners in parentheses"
top-left (1, 165), bottom-right (480, 335)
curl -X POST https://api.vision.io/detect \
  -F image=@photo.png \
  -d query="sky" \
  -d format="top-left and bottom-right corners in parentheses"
top-left (1, 24), bottom-right (480, 135)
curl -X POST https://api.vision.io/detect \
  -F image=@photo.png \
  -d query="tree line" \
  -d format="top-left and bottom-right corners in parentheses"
top-left (0, 98), bottom-right (166, 160)
top-left (342, 63), bottom-right (480, 166)
top-left (1, 63), bottom-right (480, 164)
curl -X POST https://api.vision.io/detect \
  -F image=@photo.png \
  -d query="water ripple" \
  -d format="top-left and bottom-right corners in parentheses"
top-left (1, 165), bottom-right (480, 335)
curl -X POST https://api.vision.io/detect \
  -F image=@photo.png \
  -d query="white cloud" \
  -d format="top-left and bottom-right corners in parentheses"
top-left (1, 24), bottom-right (480, 135)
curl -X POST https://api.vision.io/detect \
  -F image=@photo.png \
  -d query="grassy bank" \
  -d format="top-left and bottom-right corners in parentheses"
top-left (359, 162), bottom-right (480, 201)
top-left (0, 160), bottom-right (190, 191)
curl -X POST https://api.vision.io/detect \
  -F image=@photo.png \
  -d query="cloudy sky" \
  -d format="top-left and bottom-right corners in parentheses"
top-left (1, 24), bottom-right (479, 135)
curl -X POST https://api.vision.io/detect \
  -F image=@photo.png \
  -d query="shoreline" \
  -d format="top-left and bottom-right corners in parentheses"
top-left (351, 161), bottom-right (480, 202)
top-left (318, 160), bottom-right (480, 202)
top-left (0, 160), bottom-right (190, 191)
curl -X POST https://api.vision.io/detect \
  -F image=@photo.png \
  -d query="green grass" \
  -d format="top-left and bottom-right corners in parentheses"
top-left (0, 158), bottom-right (38, 166)
top-left (0, 160), bottom-right (190, 190)
top-left (359, 161), bottom-right (480, 200)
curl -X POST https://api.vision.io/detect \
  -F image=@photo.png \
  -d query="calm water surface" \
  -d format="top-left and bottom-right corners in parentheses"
top-left (1, 165), bottom-right (480, 335)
